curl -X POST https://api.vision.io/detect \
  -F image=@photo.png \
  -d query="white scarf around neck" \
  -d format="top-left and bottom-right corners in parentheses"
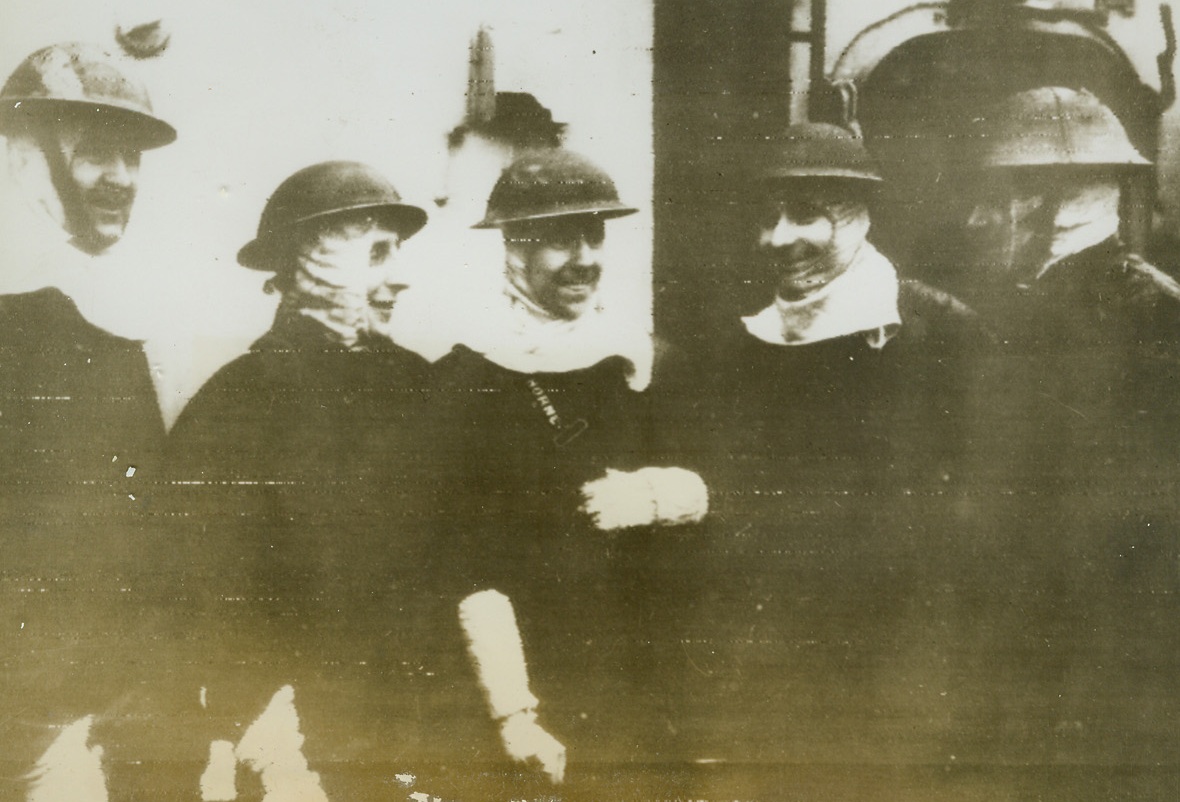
top-left (458, 264), bottom-right (654, 391)
top-left (742, 241), bottom-right (901, 349)
top-left (1040, 179), bottom-right (1121, 279)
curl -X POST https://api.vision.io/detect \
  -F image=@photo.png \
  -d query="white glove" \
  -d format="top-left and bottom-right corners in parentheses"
top-left (458, 590), bottom-right (567, 784)
top-left (580, 466), bottom-right (709, 530)
top-left (499, 708), bottom-right (567, 784)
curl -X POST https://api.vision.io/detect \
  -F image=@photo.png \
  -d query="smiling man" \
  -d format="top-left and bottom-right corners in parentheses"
top-left (432, 148), bottom-right (710, 792)
top-left (647, 123), bottom-right (997, 783)
top-left (0, 42), bottom-right (176, 494)
top-left (162, 162), bottom-right (502, 798)
top-left (168, 160), bottom-right (431, 483)
top-left (0, 41), bottom-right (178, 801)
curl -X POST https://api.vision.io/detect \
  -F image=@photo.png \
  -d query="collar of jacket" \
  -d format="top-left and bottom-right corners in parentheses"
top-left (253, 310), bottom-right (409, 356)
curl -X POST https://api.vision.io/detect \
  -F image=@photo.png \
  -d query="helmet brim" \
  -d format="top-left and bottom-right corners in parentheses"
top-left (759, 167), bottom-right (883, 183)
top-left (0, 97), bottom-right (177, 150)
top-left (238, 202), bottom-right (429, 271)
top-left (472, 202), bottom-right (638, 229)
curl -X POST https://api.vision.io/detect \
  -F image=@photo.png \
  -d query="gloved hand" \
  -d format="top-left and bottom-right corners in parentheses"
top-left (459, 590), bottom-right (566, 784)
top-left (499, 708), bottom-right (567, 784)
top-left (580, 466), bottom-right (709, 531)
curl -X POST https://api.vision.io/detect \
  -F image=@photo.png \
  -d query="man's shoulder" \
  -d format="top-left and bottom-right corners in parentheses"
top-left (897, 278), bottom-right (994, 345)
top-left (1107, 252), bottom-right (1180, 309)
top-left (1, 287), bottom-right (128, 345)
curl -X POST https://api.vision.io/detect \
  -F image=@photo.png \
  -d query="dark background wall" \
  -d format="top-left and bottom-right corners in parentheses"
top-left (654, 0), bottom-right (799, 349)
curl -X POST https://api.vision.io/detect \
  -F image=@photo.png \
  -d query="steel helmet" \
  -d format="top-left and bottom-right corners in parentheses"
top-left (238, 161), bottom-right (429, 270)
top-left (757, 123), bottom-right (883, 184)
top-left (970, 86), bottom-right (1149, 169)
top-left (0, 42), bottom-right (176, 149)
top-left (473, 148), bottom-right (638, 228)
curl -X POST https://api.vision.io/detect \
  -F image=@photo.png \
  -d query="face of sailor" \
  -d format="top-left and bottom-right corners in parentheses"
top-left (52, 119), bottom-right (143, 254)
top-left (961, 171), bottom-right (1053, 290)
top-left (504, 214), bottom-right (606, 320)
top-left (294, 213), bottom-right (407, 325)
top-left (755, 182), bottom-right (866, 301)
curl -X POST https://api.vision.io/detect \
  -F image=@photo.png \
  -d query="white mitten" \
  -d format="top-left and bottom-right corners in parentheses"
top-left (499, 708), bottom-right (567, 784)
top-left (580, 466), bottom-right (709, 530)
top-left (459, 590), bottom-right (567, 784)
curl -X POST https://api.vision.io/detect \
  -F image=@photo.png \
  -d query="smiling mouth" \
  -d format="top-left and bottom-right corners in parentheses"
top-left (558, 282), bottom-right (595, 295)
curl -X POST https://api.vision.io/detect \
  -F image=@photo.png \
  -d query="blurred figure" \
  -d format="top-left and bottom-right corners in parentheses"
top-left (0, 41), bottom-right (175, 801)
top-left (957, 87), bottom-right (1180, 457)
top-left (959, 87), bottom-right (1176, 335)
top-left (951, 87), bottom-right (1180, 784)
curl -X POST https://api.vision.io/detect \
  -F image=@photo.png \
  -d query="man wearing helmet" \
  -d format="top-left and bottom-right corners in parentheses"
top-left (958, 87), bottom-right (1180, 338)
top-left (434, 148), bottom-right (706, 793)
top-left (954, 86), bottom-right (1180, 477)
top-left (648, 123), bottom-right (991, 785)
top-left (0, 42), bottom-right (176, 801)
top-left (672, 122), bottom-right (986, 492)
top-left (0, 42), bottom-right (175, 497)
top-left (162, 162), bottom-right (503, 799)
top-left (169, 159), bottom-right (432, 479)
top-left (946, 87), bottom-right (1180, 782)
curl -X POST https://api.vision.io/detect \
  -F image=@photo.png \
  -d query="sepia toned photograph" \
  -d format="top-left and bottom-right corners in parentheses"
top-left (2, 1), bottom-right (1178, 800)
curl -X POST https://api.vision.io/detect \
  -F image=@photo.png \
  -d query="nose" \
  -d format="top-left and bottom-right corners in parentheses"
top-left (572, 237), bottom-right (598, 266)
top-left (376, 257), bottom-right (412, 295)
top-left (966, 203), bottom-right (1003, 230)
top-left (765, 213), bottom-right (807, 248)
top-left (369, 281), bottom-right (406, 303)
top-left (100, 153), bottom-right (135, 187)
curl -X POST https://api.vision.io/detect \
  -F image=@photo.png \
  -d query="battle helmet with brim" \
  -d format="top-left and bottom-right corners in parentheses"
top-left (757, 122), bottom-right (883, 185)
top-left (0, 42), bottom-right (176, 149)
top-left (474, 148), bottom-right (637, 229)
top-left (238, 161), bottom-right (429, 270)
top-left (968, 86), bottom-right (1149, 170)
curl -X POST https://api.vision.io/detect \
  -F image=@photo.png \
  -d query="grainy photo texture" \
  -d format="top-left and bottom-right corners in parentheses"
top-left (2, 2), bottom-right (1179, 800)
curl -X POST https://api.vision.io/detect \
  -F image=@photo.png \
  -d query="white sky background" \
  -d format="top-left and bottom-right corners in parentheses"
top-left (0, 0), bottom-right (654, 426)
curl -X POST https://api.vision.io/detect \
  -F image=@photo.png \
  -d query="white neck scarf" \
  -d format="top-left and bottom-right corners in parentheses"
top-left (1040, 179), bottom-right (1121, 279)
top-left (276, 226), bottom-right (400, 350)
top-left (458, 256), bottom-right (654, 391)
top-left (742, 241), bottom-right (901, 349)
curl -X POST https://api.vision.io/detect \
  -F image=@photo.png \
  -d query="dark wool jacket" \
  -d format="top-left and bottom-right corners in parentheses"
top-left (432, 345), bottom-right (674, 789)
top-left (646, 268), bottom-right (1180, 788)
top-left (0, 287), bottom-right (165, 793)
top-left (0, 287), bottom-right (164, 516)
top-left (162, 315), bottom-right (496, 799)
top-left (656, 277), bottom-right (992, 506)
top-left (965, 238), bottom-right (1180, 489)
top-left (644, 278), bottom-right (1016, 771)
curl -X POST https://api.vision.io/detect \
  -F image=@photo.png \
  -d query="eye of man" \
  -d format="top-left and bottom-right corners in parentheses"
top-left (533, 219), bottom-right (606, 250)
top-left (760, 199), bottom-right (826, 228)
top-left (72, 140), bottom-right (142, 168)
top-left (370, 239), bottom-right (391, 264)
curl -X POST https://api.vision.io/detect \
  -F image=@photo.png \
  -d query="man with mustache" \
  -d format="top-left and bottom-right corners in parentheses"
top-left (435, 148), bottom-right (707, 794)
top-left (0, 41), bottom-right (175, 503)
top-left (0, 42), bottom-right (176, 800)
